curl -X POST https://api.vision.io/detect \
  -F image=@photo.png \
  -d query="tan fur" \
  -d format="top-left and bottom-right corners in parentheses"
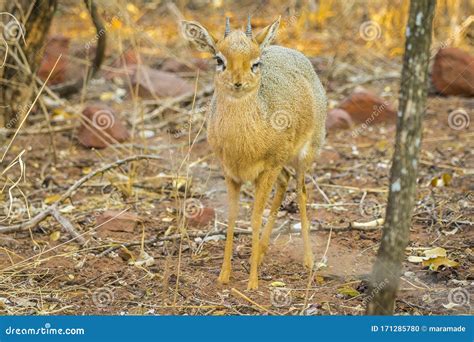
top-left (182, 18), bottom-right (327, 290)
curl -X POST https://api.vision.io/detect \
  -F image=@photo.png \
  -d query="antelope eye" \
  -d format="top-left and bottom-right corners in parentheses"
top-left (251, 61), bottom-right (261, 73)
top-left (214, 56), bottom-right (226, 71)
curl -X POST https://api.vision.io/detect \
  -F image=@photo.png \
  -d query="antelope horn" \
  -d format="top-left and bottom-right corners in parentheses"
top-left (246, 15), bottom-right (252, 38)
top-left (224, 17), bottom-right (230, 37)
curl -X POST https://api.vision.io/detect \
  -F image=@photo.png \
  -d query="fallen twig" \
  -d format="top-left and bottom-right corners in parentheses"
top-left (50, 207), bottom-right (86, 245)
top-left (98, 227), bottom-right (228, 256)
top-left (350, 218), bottom-right (385, 229)
top-left (231, 288), bottom-right (276, 315)
top-left (99, 218), bottom-right (384, 257)
top-left (318, 183), bottom-right (388, 193)
top-left (215, 220), bottom-right (382, 233)
top-left (0, 154), bottom-right (163, 234)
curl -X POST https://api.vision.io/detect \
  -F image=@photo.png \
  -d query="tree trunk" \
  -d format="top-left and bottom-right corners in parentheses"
top-left (52, 0), bottom-right (106, 98)
top-left (366, 0), bottom-right (436, 315)
top-left (0, 0), bottom-right (57, 128)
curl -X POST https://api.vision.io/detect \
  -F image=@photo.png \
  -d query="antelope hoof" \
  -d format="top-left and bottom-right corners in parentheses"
top-left (218, 269), bottom-right (231, 284)
top-left (247, 277), bottom-right (259, 290)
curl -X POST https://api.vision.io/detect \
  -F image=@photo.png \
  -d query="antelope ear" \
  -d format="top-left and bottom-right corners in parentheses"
top-left (180, 20), bottom-right (218, 54)
top-left (255, 16), bottom-right (280, 48)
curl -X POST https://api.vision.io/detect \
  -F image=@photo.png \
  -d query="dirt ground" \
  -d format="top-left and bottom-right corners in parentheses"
top-left (1, 91), bottom-right (471, 315)
top-left (0, 2), bottom-right (472, 316)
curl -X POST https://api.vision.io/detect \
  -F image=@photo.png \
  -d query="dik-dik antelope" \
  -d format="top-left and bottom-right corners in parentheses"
top-left (181, 16), bottom-right (327, 290)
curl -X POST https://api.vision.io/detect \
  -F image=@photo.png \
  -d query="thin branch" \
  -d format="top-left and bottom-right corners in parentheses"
top-left (0, 154), bottom-right (163, 233)
top-left (50, 0), bottom-right (106, 97)
top-left (50, 207), bottom-right (86, 245)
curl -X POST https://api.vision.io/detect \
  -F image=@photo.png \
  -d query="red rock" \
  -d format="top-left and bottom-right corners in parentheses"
top-left (118, 247), bottom-right (135, 262)
top-left (63, 42), bottom-right (96, 82)
top-left (38, 35), bottom-right (70, 85)
top-left (338, 89), bottom-right (396, 124)
top-left (191, 58), bottom-right (209, 71)
top-left (131, 66), bottom-right (194, 98)
top-left (77, 105), bottom-right (129, 149)
top-left (96, 210), bottom-right (142, 232)
top-left (111, 49), bottom-right (142, 68)
top-left (432, 48), bottom-right (474, 97)
top-left (326, 108), bottom-right (354, 129)
top-left (105, 50), bottom-right (142, 79)
top-left (187, 207), bottom-right (215, 228)
top-left (160, 58), bottom-right (209, 73)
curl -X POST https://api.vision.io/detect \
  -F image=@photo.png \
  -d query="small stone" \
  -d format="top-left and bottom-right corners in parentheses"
top-left (338, 89), bottom-right (397, 124)
top-left (131, 66), bottom-right (194, 98)
top-left (38, 35), bottom-right (70, 85)
top-left (96, 210), bottom-right (142, 232)
top-left (187, 207), bottom-right (215, 228)
top-left (432, 47), bottom-right (474, 97)
top-left (77, 105), bottom-right (129, 149)
top-left (160, 58), bottom-right (209, 72)
top-left (326, 108), bottom-right (354, 129)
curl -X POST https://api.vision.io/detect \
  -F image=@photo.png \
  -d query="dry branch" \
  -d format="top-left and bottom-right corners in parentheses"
top-left (50, 0), bottom-right (106, 97)
top-left (50, 207), bottom-right (86, 245)
top-left (0, 154), bottom-right (163, 234)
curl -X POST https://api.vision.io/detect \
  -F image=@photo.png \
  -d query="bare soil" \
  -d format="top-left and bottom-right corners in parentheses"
top-left (0, 91), bottom-right (472, 315)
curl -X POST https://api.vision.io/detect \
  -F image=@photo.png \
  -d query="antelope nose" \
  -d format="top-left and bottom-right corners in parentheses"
top-left (234, 82), bottom-right (242, 89)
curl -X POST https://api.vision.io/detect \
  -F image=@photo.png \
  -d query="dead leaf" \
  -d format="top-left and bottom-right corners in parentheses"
top-left (172, 177), bottom-right (190, 191)
top-left (408, 247), bottom-right (448, 263)
top-left (337, 286), bottom-right (360, 298)
top-left (430, 173), bottom-right (452, 187)
top-left (424, 247), bottom-right (447, 258)
top-left (408, 255), bottom-right (425, 263)
top-left (111, 17), bottom-right (123, 29)
top-left (49, 231), bottom-right (61, 241)
top-left (44, 194), bottom-right (61, 204)
top-left (99, 92), bottom-right (115, 101)
top-left (126, 3), bottom-right (139, 15)
top-left (422, 256), bottom-right (459, 271)
top-left (213, 310), bottom-right (227, 315)
top-left (315, 275), bottom-right (325, 285)
top-left (52, 108), bottom-right (74, 120)
top-left (134, 251), bottom-right (155, 267)
top-left (270, 281), bottom-right (286, 287)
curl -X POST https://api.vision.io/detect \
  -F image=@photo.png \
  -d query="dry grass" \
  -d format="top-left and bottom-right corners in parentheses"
top-left (0, 1), bottom-right (472, 315)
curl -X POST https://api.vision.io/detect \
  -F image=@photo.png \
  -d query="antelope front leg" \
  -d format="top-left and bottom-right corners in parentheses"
top-left (248, 168), bottom-right (281, 290)
top-left (218, 177), bottom-right (241, 284)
